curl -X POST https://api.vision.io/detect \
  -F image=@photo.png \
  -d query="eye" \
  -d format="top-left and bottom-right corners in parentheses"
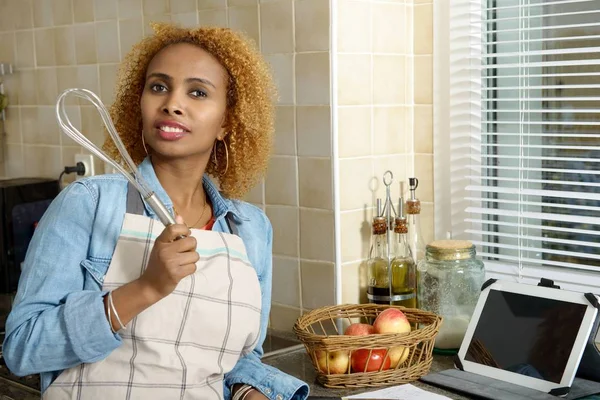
top-left (150, 83), bottom-right (167, 93)
top-left (190, 89), bottom-right (207, 98)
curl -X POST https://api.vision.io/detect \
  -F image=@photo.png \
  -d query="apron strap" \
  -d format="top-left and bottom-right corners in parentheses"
top-left (125, 182), bottom-right (238, 235)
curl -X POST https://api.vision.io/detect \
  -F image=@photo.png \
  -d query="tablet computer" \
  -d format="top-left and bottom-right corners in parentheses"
top-left (456, 279), bottom-right (599, 395)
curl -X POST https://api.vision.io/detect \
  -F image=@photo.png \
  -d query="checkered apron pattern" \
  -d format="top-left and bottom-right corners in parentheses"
top-left (43, 185), bottom-right (262, 399)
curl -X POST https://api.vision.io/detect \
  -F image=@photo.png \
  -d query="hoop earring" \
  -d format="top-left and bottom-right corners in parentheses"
top-left (213, 139), bottom-right (229, 175)
top-left (141, 132), bottom-right (149, 156)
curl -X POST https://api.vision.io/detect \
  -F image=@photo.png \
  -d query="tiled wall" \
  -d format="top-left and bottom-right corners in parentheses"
top-left (337, 0), bottom-right (434, 305)
top-left (0, 0), bottom-right (433, 332)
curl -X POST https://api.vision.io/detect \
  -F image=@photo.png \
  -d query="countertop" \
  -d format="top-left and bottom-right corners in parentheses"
top-left (264, 348), bottom-right (471, 399)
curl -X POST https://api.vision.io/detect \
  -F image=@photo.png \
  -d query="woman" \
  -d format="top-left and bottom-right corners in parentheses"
top-left (3, 23), bottom-right (309, 400)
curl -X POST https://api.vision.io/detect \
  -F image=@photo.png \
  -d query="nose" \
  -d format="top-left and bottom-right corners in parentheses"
top-left (162, 94), bottom-right (184, 116)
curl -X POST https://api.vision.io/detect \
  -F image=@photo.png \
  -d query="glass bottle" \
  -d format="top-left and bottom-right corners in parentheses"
top-left (390, 211), bottom-right (417, 308)
top-left (367, 201), bottom-right (390, 305)
top-left (406, 177), bottom-right (426, 265)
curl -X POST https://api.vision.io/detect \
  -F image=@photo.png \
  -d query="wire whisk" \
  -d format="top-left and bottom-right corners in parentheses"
top-left (55, 88), bottom-right (176, 227)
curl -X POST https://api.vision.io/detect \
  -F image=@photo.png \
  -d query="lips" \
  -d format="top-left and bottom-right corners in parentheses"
top-left (154, 120), bottom-right (190, 141)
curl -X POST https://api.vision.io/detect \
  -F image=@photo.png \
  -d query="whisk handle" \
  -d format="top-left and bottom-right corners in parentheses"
top-left (145, 193), bottom-right (176, 226)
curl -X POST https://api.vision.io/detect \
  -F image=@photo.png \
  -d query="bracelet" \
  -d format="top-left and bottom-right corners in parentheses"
top-left (106, 293), bottom-right (116, 334)
top-left (108, 291), bottom-right (126, 331)
top-left (232, 384), bottom-right (254, 400)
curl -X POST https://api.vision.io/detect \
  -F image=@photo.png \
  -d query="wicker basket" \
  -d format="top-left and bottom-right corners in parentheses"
top-left (293, 304), bottom-right (443, 388)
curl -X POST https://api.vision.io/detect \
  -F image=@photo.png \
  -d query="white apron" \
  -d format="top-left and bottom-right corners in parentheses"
top-left (43, 184), bottom-right (262, 400)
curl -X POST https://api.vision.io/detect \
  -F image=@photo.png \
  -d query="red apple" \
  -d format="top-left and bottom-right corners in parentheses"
top-left (351, 348), bottom-right (391, 373)
top-left (389, 346), bottom-right (410, 368)
top-left (315, 350), bottom-right (350, 374)
top-left (373, 308), bottom-right (411, 334)
top-left (344, 323), bottom-right (374, 336)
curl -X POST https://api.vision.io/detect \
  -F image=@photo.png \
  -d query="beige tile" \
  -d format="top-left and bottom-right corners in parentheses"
top-left (74, 24), bottom-right (97, 65)
top-left (96, 21), bottom-right (121, 63)
top-left (23, 145), bottom-right (62, 179)
top-left (296, 52), bottom-right (330, 105)
top-left (273, 106), bottom-right (295, 156)
top-left (81, 105), bottom-right (106, 146)
top-left (414, 3), bottom-right (433, 55)
top-left (38, 107), bottom-right (61, 145)
top-left (414, 0), bottom-right (433, 3)
top-left (0, 2), bottom-right (15, 31)
top-left (337, 107), bottom-right (371, 158)
top-left (269, 304), bottom-right (300, 332)
top-left (272, 257), bottom-right (300, 307)
top-left (298, 157), bottom-right (332, 210)
top-left (53, 0), bottom-right (73, 24)
top-left (35, 68), bottom-right (59, 105)
top-left (33, 0), bottom-right (54, 27)
top-left (244, 178), bottom-right (264, 204)
top-left (301, 261), bottom-right (335, 309)
top-left (5, 144), bottom-right (24, 178)
top-left (260, 0), bottom-right (293, 54)
top-left (3, 107), bottom-right (21, 144)
top-left (143, 0), bottom-right (170, 14)
top-left (73, 0), bottom-right (95, 22)
top-left (170, 0), bottom-right (196, 13)
top-left (119, 0), bottom-right (143, 18)
top-left (0, 33), bottom-right (15, 65)
top-left (414, 55), bottom-right (432, 104)
top-left (295, 0), bottom-right (329, 52)
top-left (372, 2), bottom-right (405, 54)
top-left (373, 155), bottom-right (406, 201)
top-left (339, 157), bottom-right (373, 211)
top-left (198, 9), bottom-right (227, 27)
top-left (340, 209), bottom-right (371, 263)
top-left (265, 54), bottom-right (293, 105)
top-left (266, 206), bottom-right (298, 257)
top-left (337, 54), bottom-right (371, 105)
top-left (405, 54), bottom-right (414, 102)
top-left (373, 55), bottom-right (405, 105)
top-left (57, 67), bottom-right (78, 94)
top-left (77, 65), bottom-right (100, 94)
top-left (20, 108), bottom-right (38, 145)
top-left (54, 27), bottom-right (76, 66)
top-left (17, 70), bottom-right (37, 105)
top-left (373, 106), bottom-right (406, 155)
top-left (100, 64), bottom-right (119, 105)
top-left (228, 0), bottom-right (256, 5)
top-left (197, 0), bottom-right (226, 8)
top-left (265, 156), bottom-right (297, 206)
top-left (414, 105), bottom-right (432, 153)
top-left (341, 261), bottom-right (369, 305)
top-left (15, 32), bottom-right (35, 68)
top-left (299, 209), bottom-right (334, 261)
top-left (14, 0), bottom-right (34, 29)
top-left (296, 106), bottom-right (331, 157)
top-left (405, 3), bottom-right (413, 54)
top-left (3, 76), bottom-right (20, 106)
top-left (119, 19), bottom-right (144, 58)
top-left (94, 0), bottom-right (118, 20)
top-left (337, 0), bottom-right (370, 53)
top-left (171, 12), bottom-right (199, 27)
top-left (414, 154), bottom-right (433, 203)
top-left (35, 29), bottom-right (56, 67)
top-left (144, 15), bottom-right (172, 36)
top-left (420, 202), bottom-right (434, 245)
top-left (228, 6), bottom-right (259, 46)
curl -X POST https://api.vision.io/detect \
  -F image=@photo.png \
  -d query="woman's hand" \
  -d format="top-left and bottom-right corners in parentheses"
top-left (138, 216), bottom-right (199, 301)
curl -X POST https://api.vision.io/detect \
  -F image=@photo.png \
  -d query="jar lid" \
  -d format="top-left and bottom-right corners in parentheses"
top-left (428, 240), bottom-right (474, 251)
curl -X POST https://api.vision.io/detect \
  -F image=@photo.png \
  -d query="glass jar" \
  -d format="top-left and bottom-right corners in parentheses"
top-left (417, 240), bottom-right (485, 352)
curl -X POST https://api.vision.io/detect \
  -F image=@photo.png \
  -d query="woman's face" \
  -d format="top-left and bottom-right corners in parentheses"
top-left (140, 42), bottom-right (228, 161)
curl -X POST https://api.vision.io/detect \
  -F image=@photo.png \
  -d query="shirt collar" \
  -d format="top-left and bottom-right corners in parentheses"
top-left (137, 156), bottom-right (247, 221)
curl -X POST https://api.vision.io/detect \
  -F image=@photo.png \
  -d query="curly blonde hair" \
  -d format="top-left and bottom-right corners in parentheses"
top-left (103, 23), bottom-right (276, 199)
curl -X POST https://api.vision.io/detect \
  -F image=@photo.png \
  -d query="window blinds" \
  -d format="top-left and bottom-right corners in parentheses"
top-left (449, 0), bottom-right (600, 273)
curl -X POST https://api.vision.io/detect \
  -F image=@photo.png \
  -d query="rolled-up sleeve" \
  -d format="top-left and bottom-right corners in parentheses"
top-left (224, 214), bottom-right (309, 400)
top-left (3, 181), bottom-right (121, 377)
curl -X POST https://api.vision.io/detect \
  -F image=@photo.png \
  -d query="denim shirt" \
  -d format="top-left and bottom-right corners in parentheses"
top-left (3, 158), bottom-right (309, 400)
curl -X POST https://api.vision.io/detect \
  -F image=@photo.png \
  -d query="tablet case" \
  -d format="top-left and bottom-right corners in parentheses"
top-left (426, 278), bottom-right (600, 398)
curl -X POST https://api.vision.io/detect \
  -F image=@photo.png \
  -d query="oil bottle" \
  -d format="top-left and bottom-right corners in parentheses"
top-left (367, 200), bottom-right (390, 305)
top-left (390, 200), bottom-right (417, 308)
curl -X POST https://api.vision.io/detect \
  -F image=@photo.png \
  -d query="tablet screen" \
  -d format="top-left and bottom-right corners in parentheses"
top-left (464, 289), bottom-right (587, 383)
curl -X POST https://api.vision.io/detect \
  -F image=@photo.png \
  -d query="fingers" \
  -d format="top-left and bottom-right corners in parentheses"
top-left (157, 222), bottom-right (191, 243)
